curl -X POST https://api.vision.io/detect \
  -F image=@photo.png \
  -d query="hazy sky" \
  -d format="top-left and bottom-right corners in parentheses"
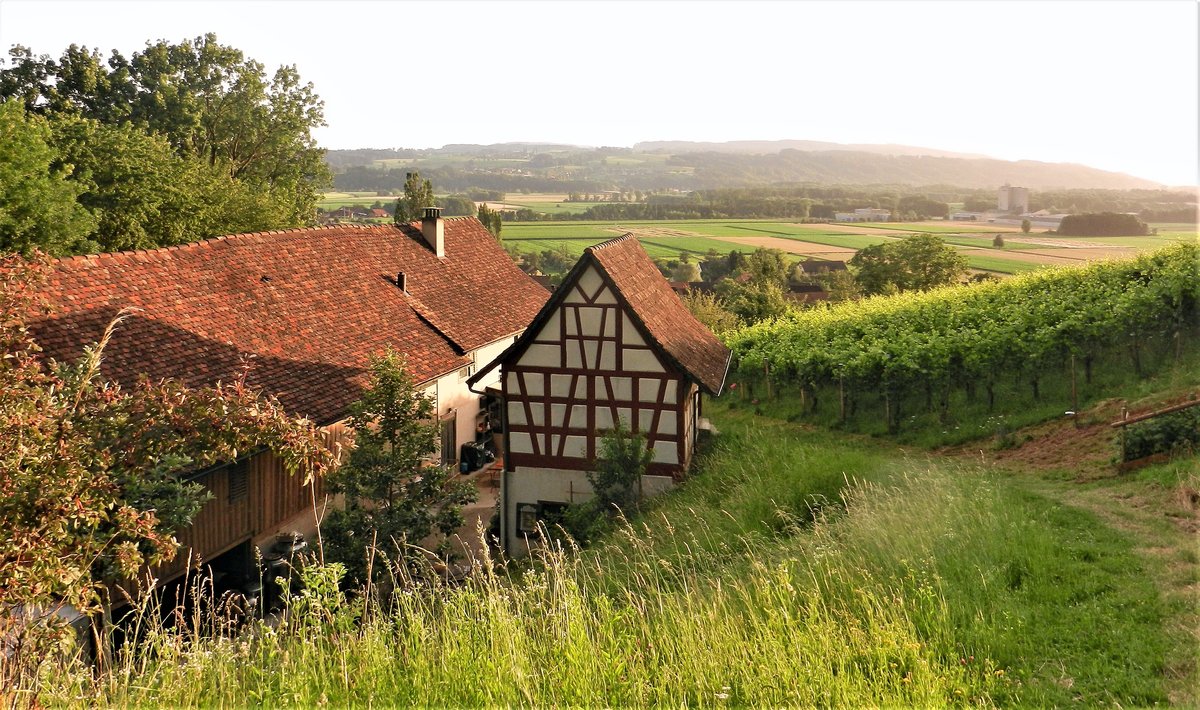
top-left (1, 0), bottom-right (1197, 186)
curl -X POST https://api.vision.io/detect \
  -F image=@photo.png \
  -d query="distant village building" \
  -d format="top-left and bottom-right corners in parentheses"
top-left (997, 184), bottom-right (1030, 214)
top-left (834, 208), bottom-right (891, 222)
top-left (470, 236), bottom-right (730, 555)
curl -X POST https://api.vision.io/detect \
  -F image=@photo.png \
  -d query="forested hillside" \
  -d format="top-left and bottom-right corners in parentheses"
top-left (327, 141), bottom-right (1161, 195)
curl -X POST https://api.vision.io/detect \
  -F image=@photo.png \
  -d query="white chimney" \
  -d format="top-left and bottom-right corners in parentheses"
top-left (421, 207), bottom-right (444, 258)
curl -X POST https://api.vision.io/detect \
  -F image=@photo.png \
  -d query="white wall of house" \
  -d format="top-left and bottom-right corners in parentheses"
top-left (504, 466), bottom-right (676, 552)
top-left (429, 335), bottom-right (519, 466)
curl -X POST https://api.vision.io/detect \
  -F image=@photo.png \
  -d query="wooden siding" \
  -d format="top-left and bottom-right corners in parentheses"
top-left (154, 449), bottom-right (325, 582)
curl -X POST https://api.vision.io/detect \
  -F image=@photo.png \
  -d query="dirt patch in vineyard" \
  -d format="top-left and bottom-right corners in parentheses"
top-left (952, 392), bottom-right (1199, 478)
top-left (710, 235), bottom-right (860, 256)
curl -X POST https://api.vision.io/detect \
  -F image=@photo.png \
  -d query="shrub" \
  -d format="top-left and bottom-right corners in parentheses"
top-left (1122, 406), bottom-right (1200, 461)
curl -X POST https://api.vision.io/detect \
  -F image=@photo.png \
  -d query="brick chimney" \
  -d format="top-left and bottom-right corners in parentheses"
top-left (421, 207), bottom-right (444, 258)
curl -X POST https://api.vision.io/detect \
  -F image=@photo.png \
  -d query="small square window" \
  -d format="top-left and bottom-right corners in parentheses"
top-left (517, 503), bottom-right (538, 534)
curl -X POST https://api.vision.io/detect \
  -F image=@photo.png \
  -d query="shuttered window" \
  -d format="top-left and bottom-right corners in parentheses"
top-left (228, 460), bottom-right (249, 504)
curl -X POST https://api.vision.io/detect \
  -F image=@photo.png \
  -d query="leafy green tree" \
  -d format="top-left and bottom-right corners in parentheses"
top-left (0, 101), bottom-right (94, 255)
top-left (394, 172), bottom-right (435, 225)
top-left (716, 279), bottom-right (791, 324)
top-left (1, 35), bottom-right (330, 228)
top-left (818, 270), bottom-right (864, 302)
top-left (437, 194), bottom-right (476, 217)
top-left (849, 234), bottom-right (968, 295)
top-left (743, 247), bottom-right (790, 286)
top-left (1021, 219), bottom-right (1031, 234)
top-left (699, 249), bottom-right (743, 284)
top-left (589, 421), bottom-right (654, 514)
top-left (681, 289), bottom-right (741, 333)
top-left (993, 234), bottom-right (1005, 248)
top-left (670, 261), bottom-right (701, 282)
top-left (1058, 212), bottom-right (1149, 237)
top-left (0, 253), bottom-right (334, 614)
top-left (323, 351), bottom-right (477, 583)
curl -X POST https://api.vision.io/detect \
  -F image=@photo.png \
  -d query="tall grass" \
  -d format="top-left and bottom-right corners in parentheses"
top-left (14, 409), bottom-right (1170, 707)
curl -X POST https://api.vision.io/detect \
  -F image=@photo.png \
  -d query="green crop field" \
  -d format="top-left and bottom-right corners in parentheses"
top-left (962, 253), bottom-right (1044, 274)
top-left (938, 235), bottom-right (1064, 250)
top-left (765, 232), bottom-right (893, 250)
top-left (854, 222), bottom-right (1006, 234)
top-left (1088, 235), bottom-right (1198, 248)
top-left (500, 200), bottom-right (621, 216)
top-left (636, 236), bottom-right (763, 256)
top-left (499, 223), bottom-right (623, 242)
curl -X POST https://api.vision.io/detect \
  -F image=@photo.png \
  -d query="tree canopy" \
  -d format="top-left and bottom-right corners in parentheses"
top-left (394, 172), bottom-right (435, 225)
top-left (848, 234), bottom-right (968, 295)
top-left (1057, 212), bottom-right (1149, 237)
top-left (0, 100), bottom-right (94, 255)
top-left (0, 35), bottom-right (330, 255)
top-left (323, 351), bottom-right (477, 583)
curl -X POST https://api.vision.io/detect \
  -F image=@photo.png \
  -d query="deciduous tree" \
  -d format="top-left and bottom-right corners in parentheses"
top-left (1, 34), bottom-right (331, 231)
top-left (394, 172), bottom-right (435, 225)
top-left (476, 203), bottom-right (503, 238)
top-left (849, 234), bottom-right (968, 295)
top-left (322, 351), bottom-right (477, 583)
top-left (0, 101), bottom-right (94, 255)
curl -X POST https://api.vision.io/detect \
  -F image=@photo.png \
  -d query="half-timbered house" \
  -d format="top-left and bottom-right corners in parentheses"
top-left (468, 235), bottom-right (730, 553)
top-left (30, 209), bottom-right (547, 586)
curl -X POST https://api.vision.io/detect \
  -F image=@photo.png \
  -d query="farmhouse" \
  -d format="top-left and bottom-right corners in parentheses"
top-left (469, 235), bottom-right (730, 554)
top-left (29, 209), bottom-right (547, 587)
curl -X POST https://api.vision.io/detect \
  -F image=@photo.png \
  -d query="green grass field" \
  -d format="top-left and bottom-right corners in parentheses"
top-left (853, 222), bottom-right (1007, 234)
top-left (27, 387), bottom-right (1195, 706)
top-left (938, 234), bottom-right (1064, 250)
top-left (313, 206), bottom-right (1193, 275)
top-left (962, 253), bottom-right (1044, 274)
top-left (1086, 235), bottom-right (1197, 248)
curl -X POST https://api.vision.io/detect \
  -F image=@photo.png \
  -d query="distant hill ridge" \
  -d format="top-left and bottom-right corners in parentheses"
top-left (633, 139), bottom-right (991, 160)
top-left (324, 140), bottom-right (1162, 190)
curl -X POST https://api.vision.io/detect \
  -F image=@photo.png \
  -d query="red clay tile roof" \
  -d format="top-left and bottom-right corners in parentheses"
top-left (29, 218), bottom-right (547, 423)
top-left (588, 235), bottom-right (730, 394)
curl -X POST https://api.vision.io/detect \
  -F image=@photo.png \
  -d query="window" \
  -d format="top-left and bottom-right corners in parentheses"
top-left (516, 501), bottom-right (569, 537)
top-left (517, 503), bottom-right (538, 534)
top-left (228, 460), bottom-right (249, 504)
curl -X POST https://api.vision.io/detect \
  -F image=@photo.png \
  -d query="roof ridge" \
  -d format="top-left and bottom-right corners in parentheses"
top-left (587, 233), bottom-right (636, 252)
top-left (50, 224), bottom-right (404, 266)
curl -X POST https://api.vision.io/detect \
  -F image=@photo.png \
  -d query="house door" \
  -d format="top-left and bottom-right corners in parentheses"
top-left (440, 412), bottom-right (457, 466)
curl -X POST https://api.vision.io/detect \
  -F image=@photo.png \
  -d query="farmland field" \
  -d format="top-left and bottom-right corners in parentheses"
top-left (496, 218), bottom-right (1193, 274)
top-left (316, 201), bottom-right (1194, 275)
top-left (962, 253), bottom-right (1045, 273)
top-left (851, 221), bottom-right (1014, 234)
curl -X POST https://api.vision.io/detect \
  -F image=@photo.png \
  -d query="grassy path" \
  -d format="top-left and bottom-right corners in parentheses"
top-left (679, 402), bottom-right (1188, 705)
